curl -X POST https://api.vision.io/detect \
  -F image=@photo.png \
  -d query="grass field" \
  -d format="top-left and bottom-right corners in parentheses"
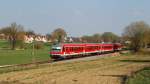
top-left (0, 49), bottom-right (50, 65)
top-left (127, 67), bottom-right (150, 84)
top-left (0, 40), bottom-right (9, 49)
top-left (0, 54), bottom-right (149, 84)
top-left (0, 40), bottom-right (50, 66)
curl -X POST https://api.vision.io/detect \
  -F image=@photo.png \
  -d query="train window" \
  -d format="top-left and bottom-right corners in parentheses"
top-left (71, 47), bottom-right (73, 52)
top-left (104, 46), bottom-right (112, 49)
top-left (63, 47), bottom-right (65, 51)
top-left (52, 48), bottom-right (61, 52)
top-left (73, 47), bottom-right (75, 52)
top-left (67, 47), bottom-right (69, 51)
top-left (81, 47), bottom-right (83, 51)
top-left (66, 47), bottom-right (68, 51)
top-left (65, 48), bottom-right (67, 51)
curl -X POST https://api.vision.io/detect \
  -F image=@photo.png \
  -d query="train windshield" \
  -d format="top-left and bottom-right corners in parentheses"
top-left (51, 44), bottom-right (61, 52)
top-left (52, 48), bottom-right (61, 52)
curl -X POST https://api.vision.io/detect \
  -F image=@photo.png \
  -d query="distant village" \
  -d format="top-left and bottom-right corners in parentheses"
top-left (0, 33), bottom-right (48, 43)
top-left (0, 33), bottom-right (81, 43)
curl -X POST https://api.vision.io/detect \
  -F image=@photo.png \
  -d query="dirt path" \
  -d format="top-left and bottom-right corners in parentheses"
top-left (0, 54), bottom-right (150, 84)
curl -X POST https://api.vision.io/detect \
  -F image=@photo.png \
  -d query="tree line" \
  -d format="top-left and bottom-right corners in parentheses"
top-left (0, 21), bottom-right (150, 52)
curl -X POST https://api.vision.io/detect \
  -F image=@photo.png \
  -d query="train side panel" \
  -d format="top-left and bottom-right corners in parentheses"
top-left (50, 43), bottom-right (122, 59)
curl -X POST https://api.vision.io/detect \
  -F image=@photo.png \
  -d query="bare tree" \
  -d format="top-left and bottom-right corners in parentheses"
top-left (46, 34), bottom-right (52, 41)
top-left (51, 28), bottom-right (67, 43)
top-left (26, 30), bottom-right (35, 36)
top-left (0, 22), bottom-right (25, 50)
top-left (122, 21), bottom-right (150, 52)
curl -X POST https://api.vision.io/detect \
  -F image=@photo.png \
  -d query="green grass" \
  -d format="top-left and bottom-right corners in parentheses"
top-left (0, 48), bottom-right (50, 66)
top-left (0, 40), bottom-right (10, 48)
top-left (0, 40), bottom-right (51, 66)
top-left (127, 67), bottom-right (150, 84)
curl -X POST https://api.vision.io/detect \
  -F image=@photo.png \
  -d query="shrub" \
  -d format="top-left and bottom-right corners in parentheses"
top-left (135, 48), bottom-right (150, 55)
top-left (34, 42), bottom-right (44, 49)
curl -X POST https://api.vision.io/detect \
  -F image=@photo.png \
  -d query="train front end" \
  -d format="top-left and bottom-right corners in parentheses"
top-left (49, 44), bottom-right (63, 59)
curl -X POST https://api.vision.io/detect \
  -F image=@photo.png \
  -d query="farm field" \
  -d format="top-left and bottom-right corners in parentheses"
top-left (0, 54), bottom-right (149, 84)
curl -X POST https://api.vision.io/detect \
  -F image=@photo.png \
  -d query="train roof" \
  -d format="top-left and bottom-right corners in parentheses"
top-left (52, 43), bottom-right (115, 47)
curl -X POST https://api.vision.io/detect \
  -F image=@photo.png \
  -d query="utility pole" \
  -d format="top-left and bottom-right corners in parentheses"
top-left (32, 37), bottom-right (35, 64)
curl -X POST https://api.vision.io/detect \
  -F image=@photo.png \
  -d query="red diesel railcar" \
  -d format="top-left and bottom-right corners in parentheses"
top-left (50, 43), bottom-right (122, 59)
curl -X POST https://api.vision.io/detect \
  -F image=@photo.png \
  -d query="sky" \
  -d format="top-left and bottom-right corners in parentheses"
top-left (0, 0), bottom-right (150, 37)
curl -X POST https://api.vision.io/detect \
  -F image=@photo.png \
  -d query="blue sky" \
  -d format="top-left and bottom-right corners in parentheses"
top-left (0, 0), bottom-right (150, 36)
